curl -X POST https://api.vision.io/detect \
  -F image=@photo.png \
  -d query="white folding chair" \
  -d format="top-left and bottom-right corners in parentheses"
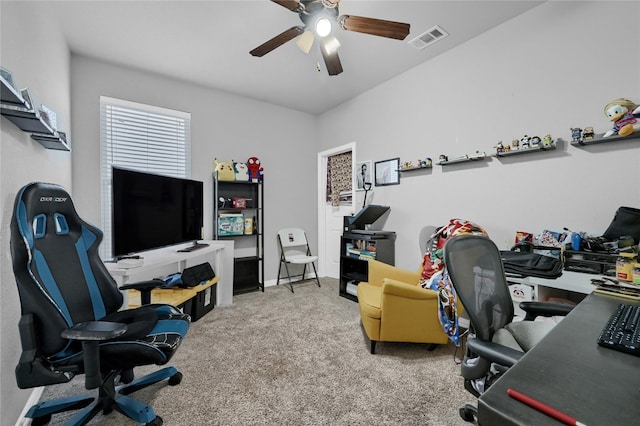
top-left (276, 228), bottom-right (321, 293)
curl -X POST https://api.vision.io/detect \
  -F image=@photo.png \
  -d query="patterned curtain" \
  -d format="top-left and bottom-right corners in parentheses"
top-left (326, 151), bottom-right (352, 206)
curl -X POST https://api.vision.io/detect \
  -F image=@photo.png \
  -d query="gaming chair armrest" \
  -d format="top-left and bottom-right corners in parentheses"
top-left (62, 321), bottom-right (127, 390)
top-left (120, 279), bottom-right (165, 305)
top-left (519, 301), bottom-right (574, 321)
top-left (62, 320), bottom-right (127, 341)
top-left (467, 338), bottom-right (524, 368)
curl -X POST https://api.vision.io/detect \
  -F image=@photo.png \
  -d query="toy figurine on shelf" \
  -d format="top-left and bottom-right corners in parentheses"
top-left (511, 138), bottom-right (520, 151)
top-left (542, 134), bottom-right (554, 147)
top-left (603, 98), bottom-right (640, 137)
top-left (530, 136), bottom-right (541, 148)
top-left (520, 135), bottom-right (530, 149)
top-left (570, 127), bottom-right (583, 143)
top-left (437, 154), bottom-right (448, 164)
top-left (582, 127), bottom-right (595, 141)
top-left (424, 157), bottom-right (432, 167)
top-left (247, 156), bottom-right (263, 182)
top-left (495, 141), bottom-right (505, 153)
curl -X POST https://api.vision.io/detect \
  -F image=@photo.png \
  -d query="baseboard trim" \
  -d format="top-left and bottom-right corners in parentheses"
top-left (15, 386), bottom-right (43, 426)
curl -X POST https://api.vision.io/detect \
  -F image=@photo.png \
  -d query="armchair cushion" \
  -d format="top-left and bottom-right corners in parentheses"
top-left (381, 278), bottom-right (438, 300)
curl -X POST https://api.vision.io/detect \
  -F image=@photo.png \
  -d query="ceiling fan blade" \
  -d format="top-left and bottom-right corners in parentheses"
top-left (271, 0), bottom-right (304, 13)
top-left (320, 38), bottom-right (343, 76)
top-left (339, 15), bottom-right (411, 40)
top-left (250, 26), bottom-right (305, 57)
top-left (296, 30), bottom-right (315, 54)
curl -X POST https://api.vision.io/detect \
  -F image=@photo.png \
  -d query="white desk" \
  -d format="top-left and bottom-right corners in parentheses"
top-left (105, 240), bottom-right (234, 307)
top-left (507, 270), bottom-right (597, 316)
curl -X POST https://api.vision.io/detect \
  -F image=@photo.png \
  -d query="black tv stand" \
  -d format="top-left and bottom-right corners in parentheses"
top-left (177, 241), bottom-right (210, 253)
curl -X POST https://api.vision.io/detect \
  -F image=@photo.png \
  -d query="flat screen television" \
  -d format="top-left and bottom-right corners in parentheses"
top-left (112, 167), bottom-right (204, 258)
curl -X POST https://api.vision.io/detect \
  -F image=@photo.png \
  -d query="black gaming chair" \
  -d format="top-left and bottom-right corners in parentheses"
top-left (443, 234), bottom-right (573, 423)
top-left (10, 182), bottom-right (191, 425)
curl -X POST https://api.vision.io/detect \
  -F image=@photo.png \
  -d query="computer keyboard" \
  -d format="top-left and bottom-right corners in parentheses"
top-left (597, 303), bottom-right (640, 357)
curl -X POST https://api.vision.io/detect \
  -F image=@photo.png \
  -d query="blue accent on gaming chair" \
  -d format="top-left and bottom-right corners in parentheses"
top-left (10, 182), bottom-right (191, 426)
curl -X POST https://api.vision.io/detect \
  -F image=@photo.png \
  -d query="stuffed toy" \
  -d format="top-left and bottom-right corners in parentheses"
top-left (247, 157), bottom-right (263, 183)
top-left (603, 98), bottom-right (640, 137)
top-left (214, 159), bottom-right (235, 181)
top-left (234, 162), bottom-right (249, 181)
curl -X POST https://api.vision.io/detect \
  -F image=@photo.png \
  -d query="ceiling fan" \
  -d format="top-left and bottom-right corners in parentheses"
top-left (249, 0), bottom-right (411, 76)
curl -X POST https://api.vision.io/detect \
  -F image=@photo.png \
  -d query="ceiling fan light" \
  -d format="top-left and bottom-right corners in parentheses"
top-left (315, 17), bottom-right (332, 37)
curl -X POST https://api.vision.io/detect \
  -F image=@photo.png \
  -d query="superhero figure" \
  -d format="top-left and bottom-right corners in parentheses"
top-left (247, 157), bottom-right (263, 182)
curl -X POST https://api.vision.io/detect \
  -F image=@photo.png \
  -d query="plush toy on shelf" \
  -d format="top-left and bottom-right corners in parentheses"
top-left (603, 98), bottom-right (640, 137)
top-left (234, 161), bottom-right (249, 181)
top-left (247, 156), bottom-right (263, 183)
top-left (214, 158), bottom-right (236, 181)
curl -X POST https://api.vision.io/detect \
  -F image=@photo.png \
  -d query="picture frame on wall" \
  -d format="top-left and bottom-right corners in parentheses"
top-left (355, 160), bottom-right (372, 191)
top-left (374, 157), bottom-right (400, 186)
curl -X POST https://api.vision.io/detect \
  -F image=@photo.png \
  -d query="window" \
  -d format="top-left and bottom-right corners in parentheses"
top-left (100, 96), bottom-right (191, 258)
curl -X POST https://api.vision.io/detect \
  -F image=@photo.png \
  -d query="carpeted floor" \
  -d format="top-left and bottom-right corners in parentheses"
top-left (39, 278), bottom-right (477, 425)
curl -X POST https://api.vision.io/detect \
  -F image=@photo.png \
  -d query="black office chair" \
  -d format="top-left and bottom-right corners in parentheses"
top-left (443, 234), bottom-right (573, 423)
top-left (10, 182), bottom-right (190, 426)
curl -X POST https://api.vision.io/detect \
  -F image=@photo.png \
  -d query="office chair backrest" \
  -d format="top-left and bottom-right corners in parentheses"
top-left (444, 235), bottom-right (514, 341)
top-left (10, 182), bottom-right (123, 357)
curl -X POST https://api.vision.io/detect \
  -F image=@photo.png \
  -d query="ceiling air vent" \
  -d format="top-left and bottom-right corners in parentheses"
top-left (408, 25), bottom-right (448, 50)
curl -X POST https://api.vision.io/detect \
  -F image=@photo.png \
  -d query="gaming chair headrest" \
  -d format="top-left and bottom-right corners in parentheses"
top-left (17, 182), bottom-right (76, 222)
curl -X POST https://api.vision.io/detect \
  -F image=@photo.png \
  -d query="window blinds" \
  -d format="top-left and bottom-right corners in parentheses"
top-left (100, 96), bottom-right (191, 258)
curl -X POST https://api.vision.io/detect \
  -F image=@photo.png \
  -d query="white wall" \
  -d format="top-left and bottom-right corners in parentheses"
top-left (0, 2), bottom-right (72, 424)
top-left (318, 1), bottom-right (640, 271)
top-left (70, 57), bottom-right (318, 280)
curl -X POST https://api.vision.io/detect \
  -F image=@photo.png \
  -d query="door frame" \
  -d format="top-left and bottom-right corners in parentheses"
top-left (317, 142), bottom-right (356, 277)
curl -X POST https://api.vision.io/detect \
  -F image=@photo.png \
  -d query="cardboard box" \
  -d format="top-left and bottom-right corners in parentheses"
top-left (218, 214), bottom-right (244, 236)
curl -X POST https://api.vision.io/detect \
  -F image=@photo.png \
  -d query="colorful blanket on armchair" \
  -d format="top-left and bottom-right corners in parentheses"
top-left (419, 219), bottom-right (488, 346)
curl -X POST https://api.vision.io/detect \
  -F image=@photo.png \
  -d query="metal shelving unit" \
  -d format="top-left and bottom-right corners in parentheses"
top-left (213, 174), bottom-right (264, 294)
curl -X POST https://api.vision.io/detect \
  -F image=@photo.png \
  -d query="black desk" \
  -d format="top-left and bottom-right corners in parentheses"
top-left (478, 293), bottom-right (640, 425)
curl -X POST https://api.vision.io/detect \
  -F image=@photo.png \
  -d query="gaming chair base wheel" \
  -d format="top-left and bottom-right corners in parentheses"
top-left (168, 371), bottom-right (182, 386)
top-left (145, 415), bottom-right (163, 426)
top-left (459, 404), bottom-right (477, 422)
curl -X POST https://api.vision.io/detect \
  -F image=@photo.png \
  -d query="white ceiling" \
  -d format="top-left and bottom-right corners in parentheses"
top-left (47, 0), bottom-right (544, 115)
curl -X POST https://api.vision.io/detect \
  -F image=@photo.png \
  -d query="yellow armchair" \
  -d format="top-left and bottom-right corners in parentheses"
top-left (357, 259), bottom-right (452, 353)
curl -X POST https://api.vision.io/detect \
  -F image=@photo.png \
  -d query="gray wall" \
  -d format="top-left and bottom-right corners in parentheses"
top-left (1, 1), bottom-right (639, 424)
top-left (318, 1), bottom-right (640, 271)
top-left (0, 2), bottom-right (72, 423)
top-left (70, 56), bottom-right (318, 277)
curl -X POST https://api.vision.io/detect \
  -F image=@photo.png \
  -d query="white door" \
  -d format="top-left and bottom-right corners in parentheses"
top-left (317, 143), bottom-right (355, 278)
